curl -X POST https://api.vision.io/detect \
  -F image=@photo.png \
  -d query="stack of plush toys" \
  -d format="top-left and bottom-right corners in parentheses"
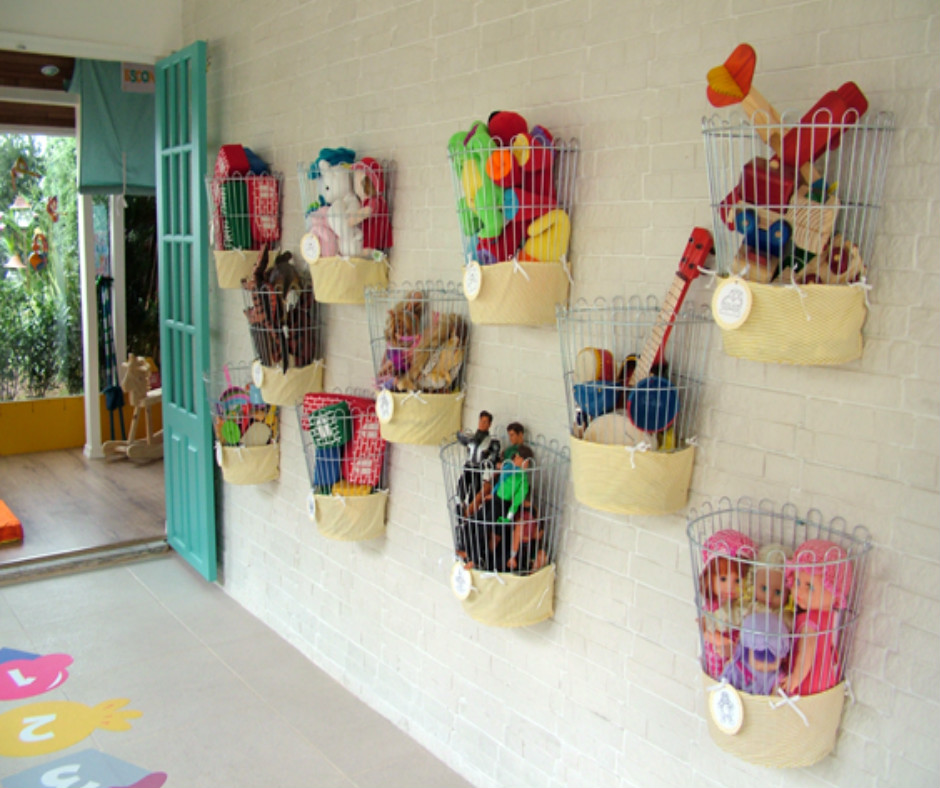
top-left (570, 347), bottom-right (677, 451)
top-left (451, 413), bottom-right (549, 575)
top-left (242, 246), bottom-right (317, 371)
top-left (375, 290), bottom-right (468, 393)
top-left (211, 379), bottom-right (278, 449)
top-left (698, 529), bottom-right (854, 698)
top-left (302, 147), bottom-right (393, 262)
top-left (448, 111), bottom-right (572, 266)
top-left (707, 44), bottom-right (870, 286)
top-left (300, 393), bottom-right (386, 496)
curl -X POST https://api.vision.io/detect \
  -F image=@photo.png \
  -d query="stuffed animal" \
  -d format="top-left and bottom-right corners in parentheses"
top-left (352, 157), bottom-right (393, 252)
top-left (319, 160), bottom-right (366, 258)
top-left (377, 291), bottom-right (424, 381)
top-left (396, 312), bottom-right (468, 392)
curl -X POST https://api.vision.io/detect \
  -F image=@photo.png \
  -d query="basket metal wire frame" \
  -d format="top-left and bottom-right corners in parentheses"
top-left (702, 110), bottom-right (894, 285)
top-left (206, 171), bottom-right (285, 251)
top-left (242, 266), bottom-right (322, 371)
top-left (204, 363), bottom-right (279, 448)
top-left (687, 498), bottom-right (873, 695)
top-left (448, 137), bottom-right (579, 267)
top-left (298, 157), bottom-right (395, 259)
top-left (365, 281), bottom-right (471, 394)
top-left (297, 389), bottom-right (388, 495)
top-left (557, 296), bottom-right (712, 450)
top-left (441, 430), bottom-right (569, 577)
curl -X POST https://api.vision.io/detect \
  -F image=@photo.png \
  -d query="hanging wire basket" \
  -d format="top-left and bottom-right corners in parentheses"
top-left (297, 151), bottom-right (394, 303)
top-left (702, 105), bottom-right (894, 365)
top-left (447, 112), bottom-right (579, 325)
top-left (204, 363), bottom-right (279, 485)
top-left (687, 498), bottom-right (873, 768)
top-left (298, 390), bottom-right (389, 541)
top-left (241, 250), bottom-right (324, 406)
top-left (440, 428), bottom-right (569, 627)
top-left (365, 282), bottom-right (470, 444)
top-left (557, 294), bottom-right (712, 515)
top-left (206, 152), bottom-right (284, 289)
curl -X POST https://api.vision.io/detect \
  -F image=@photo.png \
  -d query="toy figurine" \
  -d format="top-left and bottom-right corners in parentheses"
top-left (503, 422), bottom-right (526, 461)
top-left (505, 504), bottom-right (549, 574)
top-left (455, 410), bottom-right (501, 507)
top-left (782, 539), bottom-right (852, 696)
top-left (699, 529), bottom-right (758, 679)
top-left (745, 543), bottom-right (793, 629)
top-left (720, 611), bottom-right (791, 695)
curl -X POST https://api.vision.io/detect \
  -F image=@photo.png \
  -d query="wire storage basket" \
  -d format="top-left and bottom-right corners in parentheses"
top-left (703, 79), bottom-right (894, 364)
top-left (447, 111), bottom-right (579, 326)
top-left (204, 364), bottom-right (279, 485)
top-left (298, 148), bottom-right (394, 304)
top-left (557, 288), bottom-right (713, 516)
top-left (207, 144), bottom-right (284, 288)
top-left (299, 391), bottom-right (389, 541)
top-left (441, 426), bottom-right (569, 627)
top-left (241, 249), bottom-right (324, 406)
top-left (365, 282), bottom-right (471, 444)
top-left (687, 498), bottom-right (873, 768)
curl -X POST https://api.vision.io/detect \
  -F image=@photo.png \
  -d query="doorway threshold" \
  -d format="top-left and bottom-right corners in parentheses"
top-left (0, 538), bottom-right (170, 586)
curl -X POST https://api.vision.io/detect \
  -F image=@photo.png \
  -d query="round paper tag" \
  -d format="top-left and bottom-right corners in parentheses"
top-left (251, 359), bottom-right (265, 388)
top-left (300, 233), bottom-right (321, 264)
top-left (463, 260), bottom-right (482, 301)
top-left (712, 277), bottom-right (753, 330)
top-left (708, 683), bottom-right (744, 735)
top-left (450, 561), bottom-right (472, 600)
top-left (215, 441), bottom-right (223, 467)
top-left (376, 389), bottom-right (395, 424)
top-left (306, 490), bottom-right (317, 522)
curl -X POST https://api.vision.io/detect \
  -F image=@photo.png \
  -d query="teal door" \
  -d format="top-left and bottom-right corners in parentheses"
top-left (155, 41), bottom-right (216, 581)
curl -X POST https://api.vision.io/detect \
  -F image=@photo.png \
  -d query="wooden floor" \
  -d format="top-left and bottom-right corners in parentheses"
top-left (0, 448), bottom-right (166, 566)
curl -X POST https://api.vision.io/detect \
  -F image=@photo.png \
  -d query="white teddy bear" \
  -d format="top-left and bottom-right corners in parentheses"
top-left (319, 160), bottom-right (366, 258)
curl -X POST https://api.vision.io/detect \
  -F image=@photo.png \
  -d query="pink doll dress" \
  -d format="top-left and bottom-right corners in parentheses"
top-left (791, 608), bottom-right (840, 695)
top-left (702, 598), bottom-right (742, 679)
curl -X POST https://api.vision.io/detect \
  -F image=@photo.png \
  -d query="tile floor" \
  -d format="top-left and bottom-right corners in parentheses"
top-left (0, 554), bottom-right (474, 788)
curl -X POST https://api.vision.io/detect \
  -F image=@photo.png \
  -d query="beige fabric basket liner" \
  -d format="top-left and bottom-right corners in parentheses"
top-left (701, 673), bottom-right (845, 768)
top-left (570, 436), bottom-right (695, 515)
top-left (257, 362), bottom-right (324, 406)
top-left (468, 261), bottom-right (570, 326)
top-left (721, 282), bottom-right (867, 366)
top-left (462, 564), bottom-right (555, 628)
top-left (311, 256), bottom-right (389, 304)
top-left (312, 490), bottom-right (388, 541)
top-left (219, 443), bottom-right (279, 485)
top-left (214, 249), bottom-right (266, 289)
top-left (378, 391), bottom-right (462, 445)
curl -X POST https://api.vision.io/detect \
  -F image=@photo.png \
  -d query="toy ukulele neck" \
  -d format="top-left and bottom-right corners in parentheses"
top-left (628, 228), bottom-right (712, 386)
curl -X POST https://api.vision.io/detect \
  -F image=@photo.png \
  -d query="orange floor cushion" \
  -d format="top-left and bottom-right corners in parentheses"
top-left (0, 499), bottom-right (24, 546)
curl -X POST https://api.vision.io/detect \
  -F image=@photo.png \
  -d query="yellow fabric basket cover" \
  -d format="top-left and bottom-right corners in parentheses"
top-left (310, 255), bottom-right (389, 305)
top-left (214, 249), bottom-right (261, 289)
top-left (570, 436), bottom-right (695, 515)
top-left (257, 362), bottom-right (324, 407)
top-left (219, 443), bottom-right (279, 485)
top-left (701, 673), bottom-right (845, 768)
top-left (468, 261), bottom-right (570, 326)
top-left (462, 564), bottom-right (555, 628)
top-left (721, 282), bottom-right (867, 366)
top-left (312, 490), bottom-right (388, 541)
top-left (378, 391), bottom-right (462, 445)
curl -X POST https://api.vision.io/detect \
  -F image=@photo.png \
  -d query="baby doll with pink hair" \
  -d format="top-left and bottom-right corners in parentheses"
top-left (699, 529), bottom-right (758, 679)
top-left (782, 539), bottom-right (853, 696)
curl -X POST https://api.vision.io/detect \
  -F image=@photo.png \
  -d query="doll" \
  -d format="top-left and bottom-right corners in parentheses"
top-left (376, 291), bottom-right (424, 383)
top-left (720, 611), bottom-right (791, 696)
top-left (505, 504), bottom-right (549, 574)
top-left (455, 410), bottom-right (501, 507)
top-left (745, 543), bottom-right (793, 630)
top-left (698, 529), bottom-right (758, 679)
top-left (782, 539), bottom-right (852, 696)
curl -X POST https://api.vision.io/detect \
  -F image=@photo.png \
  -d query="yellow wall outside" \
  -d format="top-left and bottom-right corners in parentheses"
top-left (0, 395), bottom-right (163, 456)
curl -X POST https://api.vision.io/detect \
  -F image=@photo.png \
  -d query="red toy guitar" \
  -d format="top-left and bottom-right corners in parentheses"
top-left (626, 227), bottom-right (713, 432)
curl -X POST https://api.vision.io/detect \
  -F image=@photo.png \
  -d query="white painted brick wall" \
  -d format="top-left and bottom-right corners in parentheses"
top-left (186, 0), bottom-right (939, 785)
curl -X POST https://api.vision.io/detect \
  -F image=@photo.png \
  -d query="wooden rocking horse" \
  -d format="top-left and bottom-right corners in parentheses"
top-left (102, 354), bottom-right (164, 463)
